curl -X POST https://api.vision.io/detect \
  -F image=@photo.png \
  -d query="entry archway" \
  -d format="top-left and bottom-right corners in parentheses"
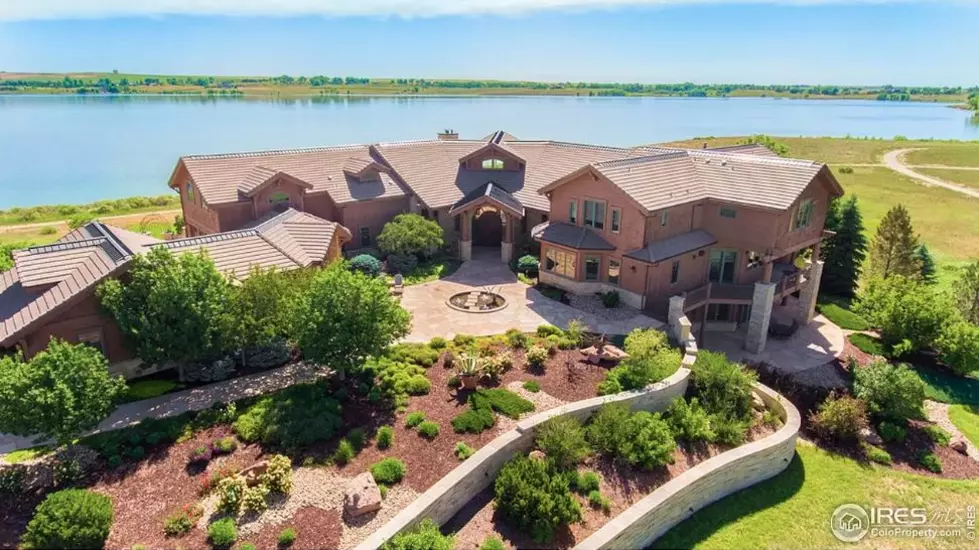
top-left (472, 207), bottom-right (503, 247)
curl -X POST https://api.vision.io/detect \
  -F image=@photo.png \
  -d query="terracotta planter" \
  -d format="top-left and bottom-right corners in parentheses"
top-left (459, 375), bottom-right (479, 390)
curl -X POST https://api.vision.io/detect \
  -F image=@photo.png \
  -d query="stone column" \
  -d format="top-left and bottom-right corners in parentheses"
top-left (501, 212), bottom-right (514, 264)
top-left (668, 295), bottom-right (686, 343)
top-left (459, 211), bottom-right (472, 261)
top-left (762, 261), bottom-right (773, 284)
top-left (796, 260), bottom-right (824, 325)
top-left (745, 282), bottom-right (775, 354)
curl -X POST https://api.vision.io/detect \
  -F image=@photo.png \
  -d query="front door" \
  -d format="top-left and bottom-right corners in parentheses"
top-left (708, 249), bottom-right (738, 284)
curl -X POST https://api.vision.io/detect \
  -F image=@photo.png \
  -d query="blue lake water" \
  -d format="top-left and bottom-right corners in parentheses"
top-left (1, 94), bottom-right (977, 209)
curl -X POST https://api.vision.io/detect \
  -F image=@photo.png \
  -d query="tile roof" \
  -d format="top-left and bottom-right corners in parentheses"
top-left (449, 182), bottom-right (525, 218)
top-left (624, 229), bottom-right (718, 264)
top-left (178, 144), bottom-right (408, 205)
top-left (0, 210), bottom-right (349, 348)
top-left (531, 221), bottom-right (616, 251)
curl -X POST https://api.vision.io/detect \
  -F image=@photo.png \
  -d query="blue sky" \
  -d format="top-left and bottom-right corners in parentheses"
top-left (0, 1), bottom-right (975, 86)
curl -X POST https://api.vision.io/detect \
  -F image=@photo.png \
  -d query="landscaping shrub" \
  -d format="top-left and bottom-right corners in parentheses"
top-left (378, 213), bottom-right (444, 259)
top-left (455, 442), bottom-right (475, 460)
top-left (665, 397), bottom-right (715, 443)
top-left (923, 425), bottom-right (952, 446)
top-left (349, 254), bottom-right (383, 277)
top-left (523, 380), bottom-right (541, 393)
top-left (241, 484), bottom-right (270, 513)
top-left (417, 421), bottom-right (440, 439)
top-left (441, 351), bottom-right (455, 369)
top-left (600, 290), bottom-right (620, 308)
top-left (878, 420), bottom-right (907, 443)
top-left (451, 407), bottom-right (496, 434)
top-left (918, 451), bottom-right (943, 473)
top-left (573, 471), bottom-right (601, 494)
top-left (347, 428), bottom-right (367, 450)
top-left (164, 504), bottom-right (203, 537)
top-left (480, 536), bottom-right (506, 550)
top-left (208, 518), bottom-right (237, 547)
top-left (534, 415), bottom-right (591, 469)
top-left (516, 254), bottom-right (539, 275)
top-left (379, 484), bottom-right (389, 499)
top-left (262, 454), bottom-right (293, 493)
top-left (863, 443), bottom-right (893, 465)
top-left (217, 475), bottom-right (247, 513)
top-left (333, 439), bottom-right (357, 465)
top-left (189, 444), bottom-right (213, 464)
top-left (386, 253), bottom-right (418, 274)
top-left (586, 404), bottom-right (630, 456)
top-left (278, 527), bottom-right (297, 547)
top-left (855, 276), bottom-right (948, 355)
top-left (599, 345), bottom-right (681, 395)
top-left (691, 351), bottom-right (757, 422)
top-left (564, 319), bottom-right (587, 348)
top-left (405, 412), bottom-right (426, 428)
top-left (493, 455), bottom-right (582, 543)
top-left (935, 321), bottom-right (979, 377)
top-left (388, 343), bottom-right (440, 367)
top-left (505, 328), bottom-right (529, 349)
top-left (482, 354), bottom-right (510, 381)
top-left (853, 361), bottom-right (925, 421)
top-left (536, 325), bottom-right (563, 338)
top-left (526, 345), bottom-right (548, 368)
top-left (380, 518), bottom-right (454, 550)
top-left (470, 389), bottom-right (535, 418)
top-left (619, 412), bottom-right (677, 469)
top-left (429, 336), bottom-right (448, 349)
top-left (810, 394), bottom-right (869, 442)
top-left (232, 382), bottom-right (343, 449)
top-left (212, 437), bottom-right (237, 454)
top-left (371, 458), bottom-right (407, 484)
top-left (453, 333), bottom-right (476, 347)
top-left (377, 426), bottom-right (394, 449)
top-left (0, 468), bottom-right (24, 493)
top-left (373, 358), bottom-right (432, 402)
top-left (22, 489), bottom-right (113, 549)
top-left (588, 489), bottom-right (611, 511)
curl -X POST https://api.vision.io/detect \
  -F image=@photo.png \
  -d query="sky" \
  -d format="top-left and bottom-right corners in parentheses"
top-left (0, 1), bottom-right (976, 86)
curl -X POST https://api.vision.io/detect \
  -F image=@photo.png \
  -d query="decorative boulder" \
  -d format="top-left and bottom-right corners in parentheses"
top-left (529, 450), bottom-right (547, 462)
top-left (950, 437), bottom-right (969, 455)
top-left (240, 461), bottom-right (269, 487)
top-left (345, 472), bottom-right (382, 517)
top-left (859, 427), bottom-right (884, 447)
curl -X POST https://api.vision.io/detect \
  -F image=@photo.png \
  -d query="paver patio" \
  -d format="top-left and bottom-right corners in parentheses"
top-left (400, 248), bottom-right (662, 342)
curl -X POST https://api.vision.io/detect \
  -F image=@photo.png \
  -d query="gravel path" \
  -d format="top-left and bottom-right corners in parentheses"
top-left (882, 149), bottom-right (979, 200)
top-left (924, 400), bottom-right (979, 461)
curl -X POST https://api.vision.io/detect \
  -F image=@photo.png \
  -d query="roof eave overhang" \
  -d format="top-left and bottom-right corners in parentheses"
top-left (240, 172), bottom-right (314, 198)
top-left (448, 195), bottom-right (524, 218)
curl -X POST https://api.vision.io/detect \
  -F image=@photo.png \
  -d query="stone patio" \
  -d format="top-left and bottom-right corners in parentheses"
top-left (400, 247), bottom-right (662, 342)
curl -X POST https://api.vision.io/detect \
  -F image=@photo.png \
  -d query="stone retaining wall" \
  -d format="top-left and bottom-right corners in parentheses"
top-left (354, 367), bottom-right (692, 550)
top-left (574, 381), bottom-right (800, 550)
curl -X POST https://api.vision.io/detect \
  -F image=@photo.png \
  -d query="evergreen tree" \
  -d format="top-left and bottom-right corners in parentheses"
top-left (867, 204), bottom-right (920, 280)
top-left (915, 244), bottom-right (937, 284)
top-left (820, 196), bottom-right (868, 297)
top-left (953, 260), bottom-right (979, 324)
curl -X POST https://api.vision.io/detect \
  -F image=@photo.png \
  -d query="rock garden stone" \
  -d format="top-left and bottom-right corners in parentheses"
top-left (240, 460), bottom-right (269, 487)
top-left (950, 437), bottom-right (969, 456)
top-left (859, 427), bottom-right (884, 447)
top-left (529, 450), bottom-right (547, 461)
top-left (344, 472), bottom-right (382, 517)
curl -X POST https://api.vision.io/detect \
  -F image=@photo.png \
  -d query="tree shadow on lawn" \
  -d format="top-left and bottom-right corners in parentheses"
top-left (650, 450), bottom-right (806, 549)
top-left (909, 356), bottom-right (979, 405)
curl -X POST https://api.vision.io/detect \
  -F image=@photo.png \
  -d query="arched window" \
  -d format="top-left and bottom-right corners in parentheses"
top-left (268, 191), bottom-right (290, 204)
top-left (481, 158), bottom-right (504, 170)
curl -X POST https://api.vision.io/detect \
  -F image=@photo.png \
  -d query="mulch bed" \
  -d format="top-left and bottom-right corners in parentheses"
top-left (245, 507), bottom-right (342, 550)
top-left (883, 420), bottom-right (979, 480)
top-left (0, 490), bottom-right (44, 548)
top-left (445, 423), bottom-right (777, 550)
top-left (840, 335), bottom-right (876, 368)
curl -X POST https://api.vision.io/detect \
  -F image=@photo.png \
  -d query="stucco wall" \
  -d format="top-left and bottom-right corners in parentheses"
top-left (547, 171), bottom-right (645, 253)
top-left (574, 382), bottom-right (801, 550)
top-left (355, 367), bottom-right (691, 550)
top-left (252, 178), bottom-right (305, 219)
top-left (215, 203), bottom-right (253, 233)
top-left (303, 193), bottom-right (341, 223)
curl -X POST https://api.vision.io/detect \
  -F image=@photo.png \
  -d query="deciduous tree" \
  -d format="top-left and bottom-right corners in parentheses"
top-left (738, 134), bottom-right (789, 157)
top-left (867, 204), bottom-right (920, 280)
top-left (0, 340), bottom-right (126, 445)
top-left (377, 213), bottom-right (444, 259)
top-left (953, 260), bottom-right (979, 324)
top-left (820, 196), bottom-right (868, 297)
top-left (233, 266), bottom-right (310, 350)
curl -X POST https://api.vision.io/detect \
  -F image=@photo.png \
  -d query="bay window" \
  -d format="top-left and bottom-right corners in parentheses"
top-left (545, 248), bottom-right (576, 278)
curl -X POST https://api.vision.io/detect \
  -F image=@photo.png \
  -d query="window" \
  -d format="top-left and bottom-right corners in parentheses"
top-left (77, 329), bottom-right (105, 356)
top-left (661, 210), bottom-right (669, 227)
top-left (793, 199), bottom-right (815, 230)
top-left (359, 227), bottom-right (371, 247)
top-left (454, 215), bottom-right (461, 231)
top-left (585, 256), bottom-right (600, 281)
top-left (608, 259), bottom-right (620, 285)
top-left (709, 249), bottom-right (738, 284)
top-left (746, 251), bottom-right (763, 269)
top-left (568, 201), bottom-right (578, 224)
top-left (670, 259), bottom-right (680, 284)
top-left (610, 208), bottom-right (621, 234)
top-left (719, 207), bottom-right (737, 219)
top-left (268, 191), bottom-right (290, 204)
top-left (481, 158), bottom-right (504, 170)
top-left (544, 248), bottom-right (576, 278)
top-left (186, 182), bottom-right (195, 202)
top-left (583, 200), bottom-right (606, 230)
top-left (432, 209), bottom-right (440, 222)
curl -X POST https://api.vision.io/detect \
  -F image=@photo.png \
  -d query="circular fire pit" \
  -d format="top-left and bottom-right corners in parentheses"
top-left (447, 290), bottom-right (508, 313)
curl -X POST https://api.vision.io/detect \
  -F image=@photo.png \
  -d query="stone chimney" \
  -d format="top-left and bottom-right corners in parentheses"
top-left (437, 129), bottom-right (459, 141)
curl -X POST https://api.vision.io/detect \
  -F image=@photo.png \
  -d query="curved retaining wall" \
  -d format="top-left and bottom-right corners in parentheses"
top-left (574, 381), bottom-right (801, 550)
top-left (355, 367), bottom-right (692, 550)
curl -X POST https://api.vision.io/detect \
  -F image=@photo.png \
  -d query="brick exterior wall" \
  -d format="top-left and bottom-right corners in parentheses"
top-left (22, 292), bottom-right (132, 366)
top-left (342, 196), bottom-right (410, 251)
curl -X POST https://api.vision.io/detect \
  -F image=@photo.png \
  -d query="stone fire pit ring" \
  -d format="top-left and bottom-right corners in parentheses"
top-left (446, 290), bottom-right (508, 313)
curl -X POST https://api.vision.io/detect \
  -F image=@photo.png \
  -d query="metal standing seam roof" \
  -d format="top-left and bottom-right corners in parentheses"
top-left (531, 221), bottom-right (616, 251)
top-left (624, 229), bottom-right (718, 264)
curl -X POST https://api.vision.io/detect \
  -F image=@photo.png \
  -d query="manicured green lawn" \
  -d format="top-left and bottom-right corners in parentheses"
top-left (913, 366), bottom-right (979, 405)
top-left (849, 333), bottom-right (886, 356)
top-left (905, 145), bottom-right (979, 168)
top-left (653, 445), bottom-right (979, 549)
top-left (121, 379), bottom-right (181, 403)
top-left (388, 257), bottom-right (463, 286)
top-left (816, 297), bottom-right (870, 331)
top-left (2, 445), bottom-right (53, 464)
top-left (948, 404), bottom-right (979, 447)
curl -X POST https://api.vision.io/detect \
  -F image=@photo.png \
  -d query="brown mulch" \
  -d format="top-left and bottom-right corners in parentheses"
top-left (244, 507), bottom-right (342, 550)
top-left (881, 420), bottom-right (979, 480)
top-left (446, 423), bottom-right (777, 549)
top-left (839, 335), bottom-right (876, 368)
top-left (0, 489), bottom-right (44, 548)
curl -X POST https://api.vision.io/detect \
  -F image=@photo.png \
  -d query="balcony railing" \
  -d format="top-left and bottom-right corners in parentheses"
top-left (683, 283), bottom-right (711, 312)
top-left (679, 263), bottom-right (813, 311)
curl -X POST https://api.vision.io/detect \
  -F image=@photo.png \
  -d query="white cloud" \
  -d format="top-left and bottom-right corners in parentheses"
top-left (0, 0), bottom-right (945, 21)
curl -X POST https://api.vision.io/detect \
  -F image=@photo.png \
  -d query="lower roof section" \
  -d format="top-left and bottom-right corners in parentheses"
top-left (624, 229), bottom-right (717, 264)
top-left (531, 221), bottom-right (616, 251)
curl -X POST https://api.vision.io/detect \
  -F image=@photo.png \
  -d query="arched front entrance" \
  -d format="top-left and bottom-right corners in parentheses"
top-left (472, 207), bottom-right (503, 247)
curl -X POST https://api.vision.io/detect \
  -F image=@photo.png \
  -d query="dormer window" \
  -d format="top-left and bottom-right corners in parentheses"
top-left (482, 158), bottom-right (505, 170)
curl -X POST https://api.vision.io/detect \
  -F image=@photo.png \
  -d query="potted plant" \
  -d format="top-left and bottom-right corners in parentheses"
top-left (457, 354), bottom-right (482, 390)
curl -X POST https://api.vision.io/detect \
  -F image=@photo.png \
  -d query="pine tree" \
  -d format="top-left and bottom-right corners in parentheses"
top-left (820, 196), bottom-right (868, 297)
top-left (915, 244), bottom-right (937, 284)
top-left (953, 260), bottom-right (979, 324)
top-left (868, 204), bottom-right (920, 280)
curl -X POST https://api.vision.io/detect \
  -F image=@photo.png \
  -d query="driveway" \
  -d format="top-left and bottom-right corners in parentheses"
top-left (400, 250), bottom-right (662, 342)
top-left (882, 149), bottom-right (979, 200)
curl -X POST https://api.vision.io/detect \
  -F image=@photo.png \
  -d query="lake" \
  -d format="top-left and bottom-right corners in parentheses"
top-left (1, 94), bottom-right (977, 209)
